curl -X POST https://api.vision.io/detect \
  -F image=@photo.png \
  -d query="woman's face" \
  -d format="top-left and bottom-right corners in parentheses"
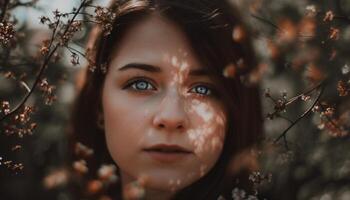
top-left (102, 13), bottom-right (227, 193)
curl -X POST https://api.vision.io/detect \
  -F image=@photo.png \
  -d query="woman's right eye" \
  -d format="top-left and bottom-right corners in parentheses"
top-left (123, 78), bottom-right (156, 91)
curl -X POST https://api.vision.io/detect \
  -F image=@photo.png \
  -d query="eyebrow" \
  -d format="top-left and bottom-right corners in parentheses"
top-left (118, 63), bottom-right (209, 76)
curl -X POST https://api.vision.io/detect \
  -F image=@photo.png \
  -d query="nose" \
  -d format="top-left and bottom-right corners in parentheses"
top-left (152, 91), bottom-right (188, 132)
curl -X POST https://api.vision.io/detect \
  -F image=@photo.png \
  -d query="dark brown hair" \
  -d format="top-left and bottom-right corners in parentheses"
top-left (70, 0), bottom-right (263, 199)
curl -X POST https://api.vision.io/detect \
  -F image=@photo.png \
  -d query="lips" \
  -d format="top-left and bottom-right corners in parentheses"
top-left (143, 144), bottom-right (192, 154)
top-left (143, 144), bottom-right (192, 163)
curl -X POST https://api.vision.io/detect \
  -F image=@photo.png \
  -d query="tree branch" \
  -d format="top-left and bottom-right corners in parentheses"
top-left (274, 82), bottom-right (326, 145)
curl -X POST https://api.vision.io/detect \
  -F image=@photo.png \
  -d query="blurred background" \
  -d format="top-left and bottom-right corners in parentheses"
top-left (1, 0), bottom-right (350, 199)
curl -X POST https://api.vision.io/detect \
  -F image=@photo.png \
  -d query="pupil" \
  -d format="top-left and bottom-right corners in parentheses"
top-left (197, 86), bottom-right (207, 94)
top-left (137, 81), bottom-right (147, 89)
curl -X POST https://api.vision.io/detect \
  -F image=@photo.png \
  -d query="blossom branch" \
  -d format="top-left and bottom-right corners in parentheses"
top-left (273, 82), bottom-right (326, 146)
top-left (0, 0), bottom-right (88, 122)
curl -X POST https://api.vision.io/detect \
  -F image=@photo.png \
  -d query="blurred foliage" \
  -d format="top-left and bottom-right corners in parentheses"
top-left (0, 0), bottom-right (349, 200)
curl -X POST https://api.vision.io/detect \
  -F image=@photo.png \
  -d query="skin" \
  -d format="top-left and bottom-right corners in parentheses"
top-left (102, 13), bottom-right (227, 200)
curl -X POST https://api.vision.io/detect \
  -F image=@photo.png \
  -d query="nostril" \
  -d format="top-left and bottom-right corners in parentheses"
top-left (176, 124), bottom-right (183, 129)
top-left (158, 124), bottom-right (165, 128)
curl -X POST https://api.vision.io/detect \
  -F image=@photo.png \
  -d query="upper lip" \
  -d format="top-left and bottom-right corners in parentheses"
top-left (143, 144), bottom-right (192, 153)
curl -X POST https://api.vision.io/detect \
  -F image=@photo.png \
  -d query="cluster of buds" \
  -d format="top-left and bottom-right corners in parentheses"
top-left (39, 39), bottom-right (50, 56)
top-left (39, 78), bottom-right (57, 105)
top-left (337, 80), bottom-right (350, 97)
top-left (313, 103), bottom-right (349, 137)
top-left (12, 106), bottom-right (37, 138)
top-left (59, 20), bottom-right (82, 46)
top-left (4, 120), bottom-right (37, 138)
top-left (86, 164), bottom-right (118, 195)
top-left (248, 171), bottom-right (272, 187)
top-left (94, 6), bottom-right (116, 36)
top-left (318, 120), bottom-right (348, 137)
top-left (14, 106), bottom-right (35, 124)
top-left (265, 90), bottom-right (288, 120)
top-left (1, 159), bottom-right (24, 172)
top-left (231, 187), bottom-right (259, 200)
top-left (0, 21), bottom-right (15, 46)
top-left (97, 164), bottom-right (118, 184)
top-left (73, 142), bottom-right (118, 198)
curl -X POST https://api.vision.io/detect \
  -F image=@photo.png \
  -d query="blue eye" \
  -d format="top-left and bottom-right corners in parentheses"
top-left (190, 85), bottom-right (212, 96)
top-left (124, 78), bottom-right (156, 91)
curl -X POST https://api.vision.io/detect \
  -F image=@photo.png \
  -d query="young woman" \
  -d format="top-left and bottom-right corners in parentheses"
top-left (70, 0), bottom-right (263, 199)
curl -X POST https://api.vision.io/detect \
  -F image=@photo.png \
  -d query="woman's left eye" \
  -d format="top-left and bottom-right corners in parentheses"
top-left (189, 85), bottom-right (212, 96)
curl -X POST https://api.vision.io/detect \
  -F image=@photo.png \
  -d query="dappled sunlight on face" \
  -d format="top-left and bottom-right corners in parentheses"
top-left (102, 13), bottom-right (228, 197)
top-left (186, 99), bottom-right (226, 166)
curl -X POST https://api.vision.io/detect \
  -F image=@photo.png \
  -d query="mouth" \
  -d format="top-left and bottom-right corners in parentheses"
top-left (143, 144), bottom-right (192, 154)
top-left (143, 144), bottom-right (192, 163)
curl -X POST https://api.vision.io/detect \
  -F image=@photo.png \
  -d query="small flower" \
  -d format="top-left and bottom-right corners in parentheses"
top-left (306, 5), bottom-right (317, 17)
top-left (232, 187), bottom-right (246, 200)
top-left (11, 145), bottom-right (22, 151)
top-left (337, 80), bottom-right (350, 97)
top-left (53, 9), bottom-right (61, 19)
top-left (39, 40), bottom-right (50, 55)
top-left (70, 52), bottom-right (80, 66)
top-left (322, 107), bottom-right (335, 117)
top-left (100, 62), bottom-right (108, 74)
top-left (341, 64), bottom-right (350, 75)
top-left (74, 142), bottom-right (94, 157)
top-left (87, 180), bottom-right (103, 194)
top-left (301, 95), bottom-right (311, 101)
top-left (1, 101), bottom-right (10, 115)
top-left (329, 27), bottom-right (340, 40)
top-left (223, 63), bottom-right (237, 78)
top-left (323, 10), bottom-right (334, 22)
top-left (98, 164), bottom-right (118, 183)
top-left (73, 159), bottom-right (88, 174)
top-left (39, 16), bottom-right (50, 24)
top-left (123, 180), bottom-right (146, 200)
top-left (232, 25), bottom-right (245, 43)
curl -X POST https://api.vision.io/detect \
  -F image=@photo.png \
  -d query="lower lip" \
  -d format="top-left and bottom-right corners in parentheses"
top-left (143, 150), bottom-right (192, 163)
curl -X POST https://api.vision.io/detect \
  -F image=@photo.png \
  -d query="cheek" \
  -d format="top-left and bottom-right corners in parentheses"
top-left (101, 83), bottom-right (143, 165)
top-left (186, 100), bottom-right (227, 168)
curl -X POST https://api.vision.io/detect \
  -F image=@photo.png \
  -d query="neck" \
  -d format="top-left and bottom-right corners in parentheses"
top-left (120, 171), bottom-right (175, 200)
top-left (143, 188), bottom-right (174, 200)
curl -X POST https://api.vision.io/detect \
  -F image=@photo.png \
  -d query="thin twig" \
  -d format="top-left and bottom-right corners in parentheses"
top-left (251, 14), bottom-right (281, 31)
top-left (65, 45), bottom-right (86, 58)
top-left (277, 114), bottom-right (294, 124)
top-left (286, 81), bottom-right (324, 106)
top-left (274, 82), bottom-right (326, 145)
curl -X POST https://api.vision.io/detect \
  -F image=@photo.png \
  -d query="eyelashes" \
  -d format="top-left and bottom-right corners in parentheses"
top-left (189, 85), bottom-right (213, 96)
top-left (123, 77), bottom-right (157, 91)
top-left (122, 76), bottom-right (218, 97)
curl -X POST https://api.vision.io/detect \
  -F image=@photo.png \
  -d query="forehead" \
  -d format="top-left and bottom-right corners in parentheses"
top-left (109, 13), bottom-right (203, 71)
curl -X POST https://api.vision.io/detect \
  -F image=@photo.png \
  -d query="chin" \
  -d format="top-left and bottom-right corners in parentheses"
top-left (139, 171), bottom-right (198, 192)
